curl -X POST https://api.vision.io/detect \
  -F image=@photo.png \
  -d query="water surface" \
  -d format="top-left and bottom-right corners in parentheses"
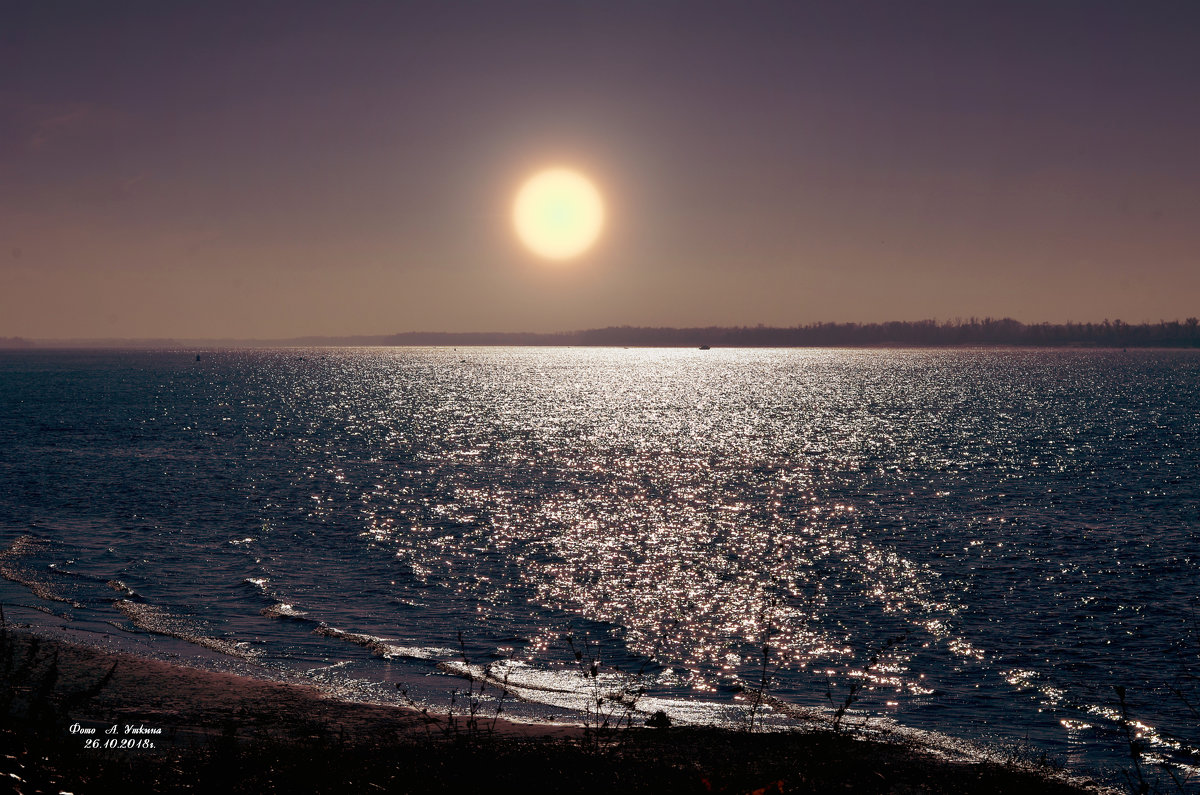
top-left (1, 347), bottom-right (1197, 782)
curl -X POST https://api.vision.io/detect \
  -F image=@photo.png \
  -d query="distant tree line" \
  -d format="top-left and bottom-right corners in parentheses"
top-left (379, 317), bottom-right (1200, 348)
top-left (6, 319), bottom-right (1200, 349)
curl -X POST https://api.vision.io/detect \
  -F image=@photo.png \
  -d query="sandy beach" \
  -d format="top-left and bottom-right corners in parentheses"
top-left (0, 628), bottom-right (1112, 794)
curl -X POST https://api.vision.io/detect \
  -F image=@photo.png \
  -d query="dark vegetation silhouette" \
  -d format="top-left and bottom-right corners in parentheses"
top-left (0, 605), bottom-right (1107, 794)
top-left (372, 317), bottom-right (1200, 348)
top-left (1109, 598), bottom-right (1200, 794)
top-left (9, 317), bottom-right (1200, 349)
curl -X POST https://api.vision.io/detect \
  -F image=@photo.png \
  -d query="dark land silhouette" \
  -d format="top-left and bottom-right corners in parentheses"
top-left (5, 317), bottom-right (1200, 349)
top-left (372, 317), bottom-right (1200, 348)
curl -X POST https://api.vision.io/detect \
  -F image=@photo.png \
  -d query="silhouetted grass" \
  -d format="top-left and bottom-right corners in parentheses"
top-left (3, 713), bottom-right (1104, 795)
top-left (0, 621), bottom-right (1110, 795)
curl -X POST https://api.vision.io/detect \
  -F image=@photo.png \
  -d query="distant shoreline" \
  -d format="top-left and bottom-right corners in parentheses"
top-left (3, 318), bottom-right (1200, 350)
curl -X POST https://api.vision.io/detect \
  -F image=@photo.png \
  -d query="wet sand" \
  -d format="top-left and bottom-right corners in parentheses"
top-left (1, 630), bottom-right (1112, 794)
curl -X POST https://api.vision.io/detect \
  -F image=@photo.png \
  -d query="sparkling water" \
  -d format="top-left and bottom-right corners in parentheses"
top-left (1, 347), bottom-right (1197, 781)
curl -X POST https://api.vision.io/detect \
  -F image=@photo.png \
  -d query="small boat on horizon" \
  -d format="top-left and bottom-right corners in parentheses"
top-left (698, 345), bottom-right (711, 350)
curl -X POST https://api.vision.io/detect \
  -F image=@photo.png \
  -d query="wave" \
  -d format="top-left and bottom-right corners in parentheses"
top-left (260, 603), bottom-right (310, 620)
top-left (311, 623), bottom-right (453, 660)
top-left (439, 659), bottom-right (742, 727)
top-left (107, 580), bottom-right (138, 597)
top-left (0, 535), bottom-right (83, 608)
top-left (114, 599), bottom-right (260, 660)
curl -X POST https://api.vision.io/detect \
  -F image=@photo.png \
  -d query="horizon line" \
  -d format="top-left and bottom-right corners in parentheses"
top-left (3, 317), bottom-right (1199, 349)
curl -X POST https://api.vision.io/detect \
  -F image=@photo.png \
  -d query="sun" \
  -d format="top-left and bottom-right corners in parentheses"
top-left (512, 168), bottom-right (605, 261)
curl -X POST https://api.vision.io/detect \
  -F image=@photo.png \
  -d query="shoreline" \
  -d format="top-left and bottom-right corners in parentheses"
top-left (0, 620), bottom-right (579, 744)
top-left (2, 628), bottom-right (1113, 794)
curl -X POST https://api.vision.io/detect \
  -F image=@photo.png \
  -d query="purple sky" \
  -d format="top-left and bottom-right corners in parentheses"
top-left (3, 1), bottom-right (1199, 338)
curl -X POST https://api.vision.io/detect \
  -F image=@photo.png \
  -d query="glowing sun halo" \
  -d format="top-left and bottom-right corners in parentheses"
top-left (512, 168), bottom-right (605, 261)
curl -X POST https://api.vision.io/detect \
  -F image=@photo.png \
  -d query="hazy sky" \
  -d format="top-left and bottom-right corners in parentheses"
top-left (3, 1), bottom-right (1199, 338)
